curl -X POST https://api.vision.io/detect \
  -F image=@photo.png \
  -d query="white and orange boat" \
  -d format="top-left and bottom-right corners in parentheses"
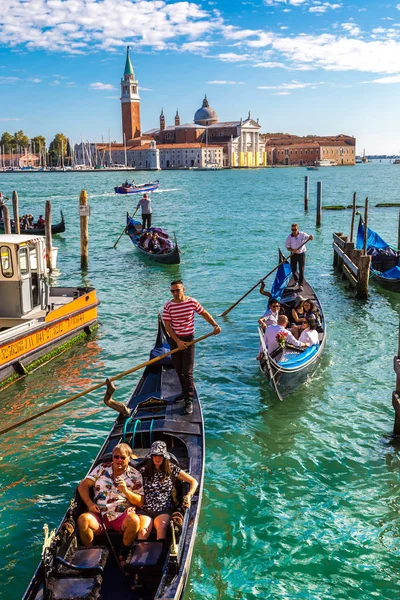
top-left (0, 235), bottom-right (100, 388)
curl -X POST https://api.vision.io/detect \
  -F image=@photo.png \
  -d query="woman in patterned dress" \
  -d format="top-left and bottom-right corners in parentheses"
top-left (137, 441), bottom-right (198, 543)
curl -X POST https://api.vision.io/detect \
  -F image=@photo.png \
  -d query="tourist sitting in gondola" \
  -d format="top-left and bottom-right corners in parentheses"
top-left (137, 441), bottom-right (198, 562)
top-left (259, 298), bottom-right (281, 330)
top-left (77, 443), bottom-right (144, 565)
top-left (36, 215), bottom-right (45, 228)
top-left (260, 315), bottom-right (306, 356)
top-left (158, 234), bottom-right (173, 253)
top-left (298, 318), bottom-right (319, 346)
top-left (291, 296), bottom-right (307, 325)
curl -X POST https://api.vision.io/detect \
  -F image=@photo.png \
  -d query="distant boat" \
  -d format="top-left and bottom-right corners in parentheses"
top-left (315, 159), bottom-right (337, 167)
top-left (197, 163), bottom-right (223, 171)
top-left (0, 211), bottom-right (65, 236)
top-left (115, 180), bottom-right (160, 194)
top-left (125, 216), bottom-right (181, 265)
top-left (306, 166), bottom-right (319, 171)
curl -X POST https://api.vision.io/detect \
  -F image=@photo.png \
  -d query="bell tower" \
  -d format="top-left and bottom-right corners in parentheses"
top-left (160, 109), bottom-right (166, 131)
top-left (120, 46), bottom-right (141, 141)
top-left (175, 110), bottom-right (180, 126)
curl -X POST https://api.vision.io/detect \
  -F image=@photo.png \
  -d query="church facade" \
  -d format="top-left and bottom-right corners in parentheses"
top-left (75, 47), bottom-right (265, 170)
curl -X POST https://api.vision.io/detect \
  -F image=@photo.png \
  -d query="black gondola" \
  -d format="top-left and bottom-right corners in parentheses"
top-left (23, 319), bottom-right (204, 600)
top-left (0, 211), bottom-right (65, 236)
top-left (357, 216), bottom-right (400, 292)
top-left (258, 251), bottom-right (327, 400)
top-left (126, 215), bottom-right (181, 265)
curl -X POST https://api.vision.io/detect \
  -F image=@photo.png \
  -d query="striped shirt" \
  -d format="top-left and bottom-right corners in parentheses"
top-left (163, 297), bottom-right (204, 336)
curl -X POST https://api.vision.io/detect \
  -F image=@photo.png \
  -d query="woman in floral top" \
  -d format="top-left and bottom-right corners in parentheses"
top-left (137, 441), bottom-right (198, 543)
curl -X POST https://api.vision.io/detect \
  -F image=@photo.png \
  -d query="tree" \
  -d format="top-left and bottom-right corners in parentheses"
top-left (1, 132), bottom-right (14, 152)
top-left (48, 133), bottom-right (68, 166)
top-left (13, 130), bottom-right (30, 149)
top-left (31, 135), bottom-right (46, 153)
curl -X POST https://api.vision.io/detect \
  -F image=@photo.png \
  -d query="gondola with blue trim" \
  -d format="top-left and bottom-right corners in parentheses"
top-left (23, 317), bottom-right (204, 600)
top-left (258, 251), bottom-right (327, 399)
top-left (357, 216), bottom-right (400, 292)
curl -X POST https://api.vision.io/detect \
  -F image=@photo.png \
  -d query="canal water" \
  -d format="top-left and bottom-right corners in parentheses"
top-left (1, 164), bottom-right (400, 599)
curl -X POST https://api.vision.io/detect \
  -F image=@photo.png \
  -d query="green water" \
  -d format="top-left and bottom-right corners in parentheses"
top-left (1, 165), bottom-right (400, 599)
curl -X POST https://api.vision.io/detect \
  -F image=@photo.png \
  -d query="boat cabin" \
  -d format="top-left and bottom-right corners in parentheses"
top-left (0, 235), bottom-right (49, 320)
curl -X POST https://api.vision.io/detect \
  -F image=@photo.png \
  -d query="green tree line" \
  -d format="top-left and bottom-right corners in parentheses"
top-left (0, 131), bottom-right (72, 166)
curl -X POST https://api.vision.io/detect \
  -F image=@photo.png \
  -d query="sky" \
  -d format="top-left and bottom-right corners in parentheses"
top-left (1, 0), bottom-right (400, 154)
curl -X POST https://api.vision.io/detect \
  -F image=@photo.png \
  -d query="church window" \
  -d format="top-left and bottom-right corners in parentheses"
top-left (124, 86), bottom-right (128, 93)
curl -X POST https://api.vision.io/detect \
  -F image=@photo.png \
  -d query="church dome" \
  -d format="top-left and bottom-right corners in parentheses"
top-left (194, 95), bottom-right (218, 125)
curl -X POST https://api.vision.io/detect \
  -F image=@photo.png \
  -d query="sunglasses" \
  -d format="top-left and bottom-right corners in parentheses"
top-left (170, 289), bottom-right (181, 293)
top-left (113, 454), bottom-right (127, 460)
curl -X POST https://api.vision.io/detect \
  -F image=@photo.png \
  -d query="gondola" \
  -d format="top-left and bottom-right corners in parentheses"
top-left (258, 251), bottom-right (327, 400)
top-left (0, 211), bottom-right (65, 236)
top-left (115, 181), bottom-right (160, 194)
top-left (126, 215), bottom-right (181, 265)
top-left (23, 318), bottom-right (204, 600)
top-left (357, 216), bottom-right (400, 292)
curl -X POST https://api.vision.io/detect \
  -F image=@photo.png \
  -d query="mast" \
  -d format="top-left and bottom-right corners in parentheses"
top-left (108, 128), bottom-right (112, 166)
top-left (124, 133), bottom-right (127, 167)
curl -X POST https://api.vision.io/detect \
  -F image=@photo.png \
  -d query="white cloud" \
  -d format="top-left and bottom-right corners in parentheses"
top-left (215, 52), bottom-right (252, 62)
top-left (140, 87), bottom-right (152, 91)
top-left (274, 91), bottom-right (291, 94)
top-left (264, 0), bottom-right (307, 5)
top-left (366, 74), bottom-right (400, 83)
top-left (90, 82), bottom-right (116, 90)
top-left (309, 3), bottom-right (341, 13)
top-left (0, 117), bottom-right (23, 121)
top-left (206, 80), bottom-right (245, 84)
top-left (29, 77), bottom-right (41, 83)
top-left (341, 22), bottom-right (361, 36)
top-left (257, 80), bottom-right (322, 89)
top-left (0, 76), bottom-right (20, 84)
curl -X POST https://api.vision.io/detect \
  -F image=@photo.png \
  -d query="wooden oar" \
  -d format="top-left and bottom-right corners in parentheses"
top-left (219, 237), bottom-right (312, 317)
top-left (0, 330), bottom-right (215, 437)
top-left (113, 209), bottom-right (138, 249)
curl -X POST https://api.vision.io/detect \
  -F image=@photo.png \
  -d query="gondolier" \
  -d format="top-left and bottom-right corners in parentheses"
top-left (137, 193), bottom-right (152, 230)
top-left (285, 223), bottom-right (314, 292)
top-left (162, 280), bottom-right (221, 415)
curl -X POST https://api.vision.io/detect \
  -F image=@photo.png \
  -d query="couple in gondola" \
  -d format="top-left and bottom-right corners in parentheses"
top-left (77, 439), bottom-right (198, 566)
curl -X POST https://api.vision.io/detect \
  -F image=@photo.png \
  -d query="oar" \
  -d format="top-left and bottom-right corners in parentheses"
top-left (0, 330), bottom-right (215, 437)
top-left (219, 238), bottom-right (312, 317)
top-left (113, 209), bottom-right (139, 249)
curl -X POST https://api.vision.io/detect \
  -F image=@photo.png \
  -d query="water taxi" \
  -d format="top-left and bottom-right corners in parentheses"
top-left (0, 235), bottom-right (100, 388)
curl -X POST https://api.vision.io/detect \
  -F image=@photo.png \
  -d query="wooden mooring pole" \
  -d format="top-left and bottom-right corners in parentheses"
top-left (80, 190), bottom-right (89, 269)
top-left (392, 322), bottom-right (400, 436)
top-left (316, 181), bottom-right (322, 227)
top-left (12, 190), bottom-right (20, 235)
top-left (304, 176), bottom-right (309, 211)
top-left (349, 192), bottom-right (357, 243)
top-left (397, 210), bottom-right (400, 250)
top-left (356, 197), bottom-right (371, 298)
top-left (45, 200), bottom-right (53, 272)
top-left (3, 205), bottom-right (11, 234)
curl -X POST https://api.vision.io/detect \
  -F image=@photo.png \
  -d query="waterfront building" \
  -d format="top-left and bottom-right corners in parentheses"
top-left (0, 151), bottom-right (40, 169)
top-left (263, 134), bottom-right (356, 166)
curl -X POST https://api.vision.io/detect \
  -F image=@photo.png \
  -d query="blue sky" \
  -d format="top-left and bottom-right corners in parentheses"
top-left (1, 0), bottom-right (400, 153)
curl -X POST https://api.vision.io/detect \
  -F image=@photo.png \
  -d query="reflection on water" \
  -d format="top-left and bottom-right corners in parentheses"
top-left (2, 166), bottom-right (400, 599)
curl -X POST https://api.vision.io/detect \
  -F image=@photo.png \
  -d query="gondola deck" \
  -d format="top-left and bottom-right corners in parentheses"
top-left (23, 321), bottom-right (204, 600)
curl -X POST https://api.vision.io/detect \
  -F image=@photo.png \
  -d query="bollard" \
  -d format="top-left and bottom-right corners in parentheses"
top-left (3, 205), bottom-right (11, 234)
top-left (363, 197), bottom-right (369, 255)
top-left (393, 322), bottom-right (400, 436)
top-left (397, 211), bottom-right (400, 250)
top-left (304, 176), bottom-right (309, 211)
top-left (349, 192), bottom-right (357, 243)
top-left (316, 181), bottom-right (322, 227)
top-left (45, 200), bottom-right (53, 272)
top-left (80, 190), bottom-right (89, 269)
top-left (12, 190), bottom-right (20, 235)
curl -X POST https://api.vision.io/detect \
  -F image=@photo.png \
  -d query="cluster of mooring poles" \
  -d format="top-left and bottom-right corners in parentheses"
top-left (332, 193), bottom-right (371, 298)
top-left (1, 189), bottom-right (90, 271)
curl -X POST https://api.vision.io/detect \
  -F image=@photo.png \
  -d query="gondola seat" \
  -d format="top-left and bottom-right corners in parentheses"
top-left (44, 543), bottom-right (109, 600)
top-left (125, 541), bottom-right (164, 574)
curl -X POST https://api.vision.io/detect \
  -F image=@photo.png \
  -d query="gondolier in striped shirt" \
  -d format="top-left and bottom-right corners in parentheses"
top-left (162, 280), bottom-right (221, 415)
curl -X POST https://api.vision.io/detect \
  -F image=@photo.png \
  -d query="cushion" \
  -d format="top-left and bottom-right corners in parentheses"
top-left (125, 541), bottom-right (163, 573)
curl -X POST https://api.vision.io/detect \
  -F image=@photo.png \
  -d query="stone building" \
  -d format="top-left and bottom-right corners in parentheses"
top-left (263, 134), bottom-right (356, 166)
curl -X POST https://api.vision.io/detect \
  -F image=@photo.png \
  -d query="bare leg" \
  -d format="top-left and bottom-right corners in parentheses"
top-left (153, 513), bottom-right (171, 540)
top-left (121, 512), bottom-right (140, 546)
top-left (77, 513), bottom-right (101, 547)
top-left (137, 515), bottom-right (153, 540)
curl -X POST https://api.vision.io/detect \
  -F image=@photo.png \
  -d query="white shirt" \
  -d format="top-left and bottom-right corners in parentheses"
top-left (264, 324), bottom-right (303, 354)
top-left (262, 308), bottom-right (279, 327)
top-left (299, 328), bottom-right (319, 346)
top-left (285, 231), bottom-right (309, 254)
